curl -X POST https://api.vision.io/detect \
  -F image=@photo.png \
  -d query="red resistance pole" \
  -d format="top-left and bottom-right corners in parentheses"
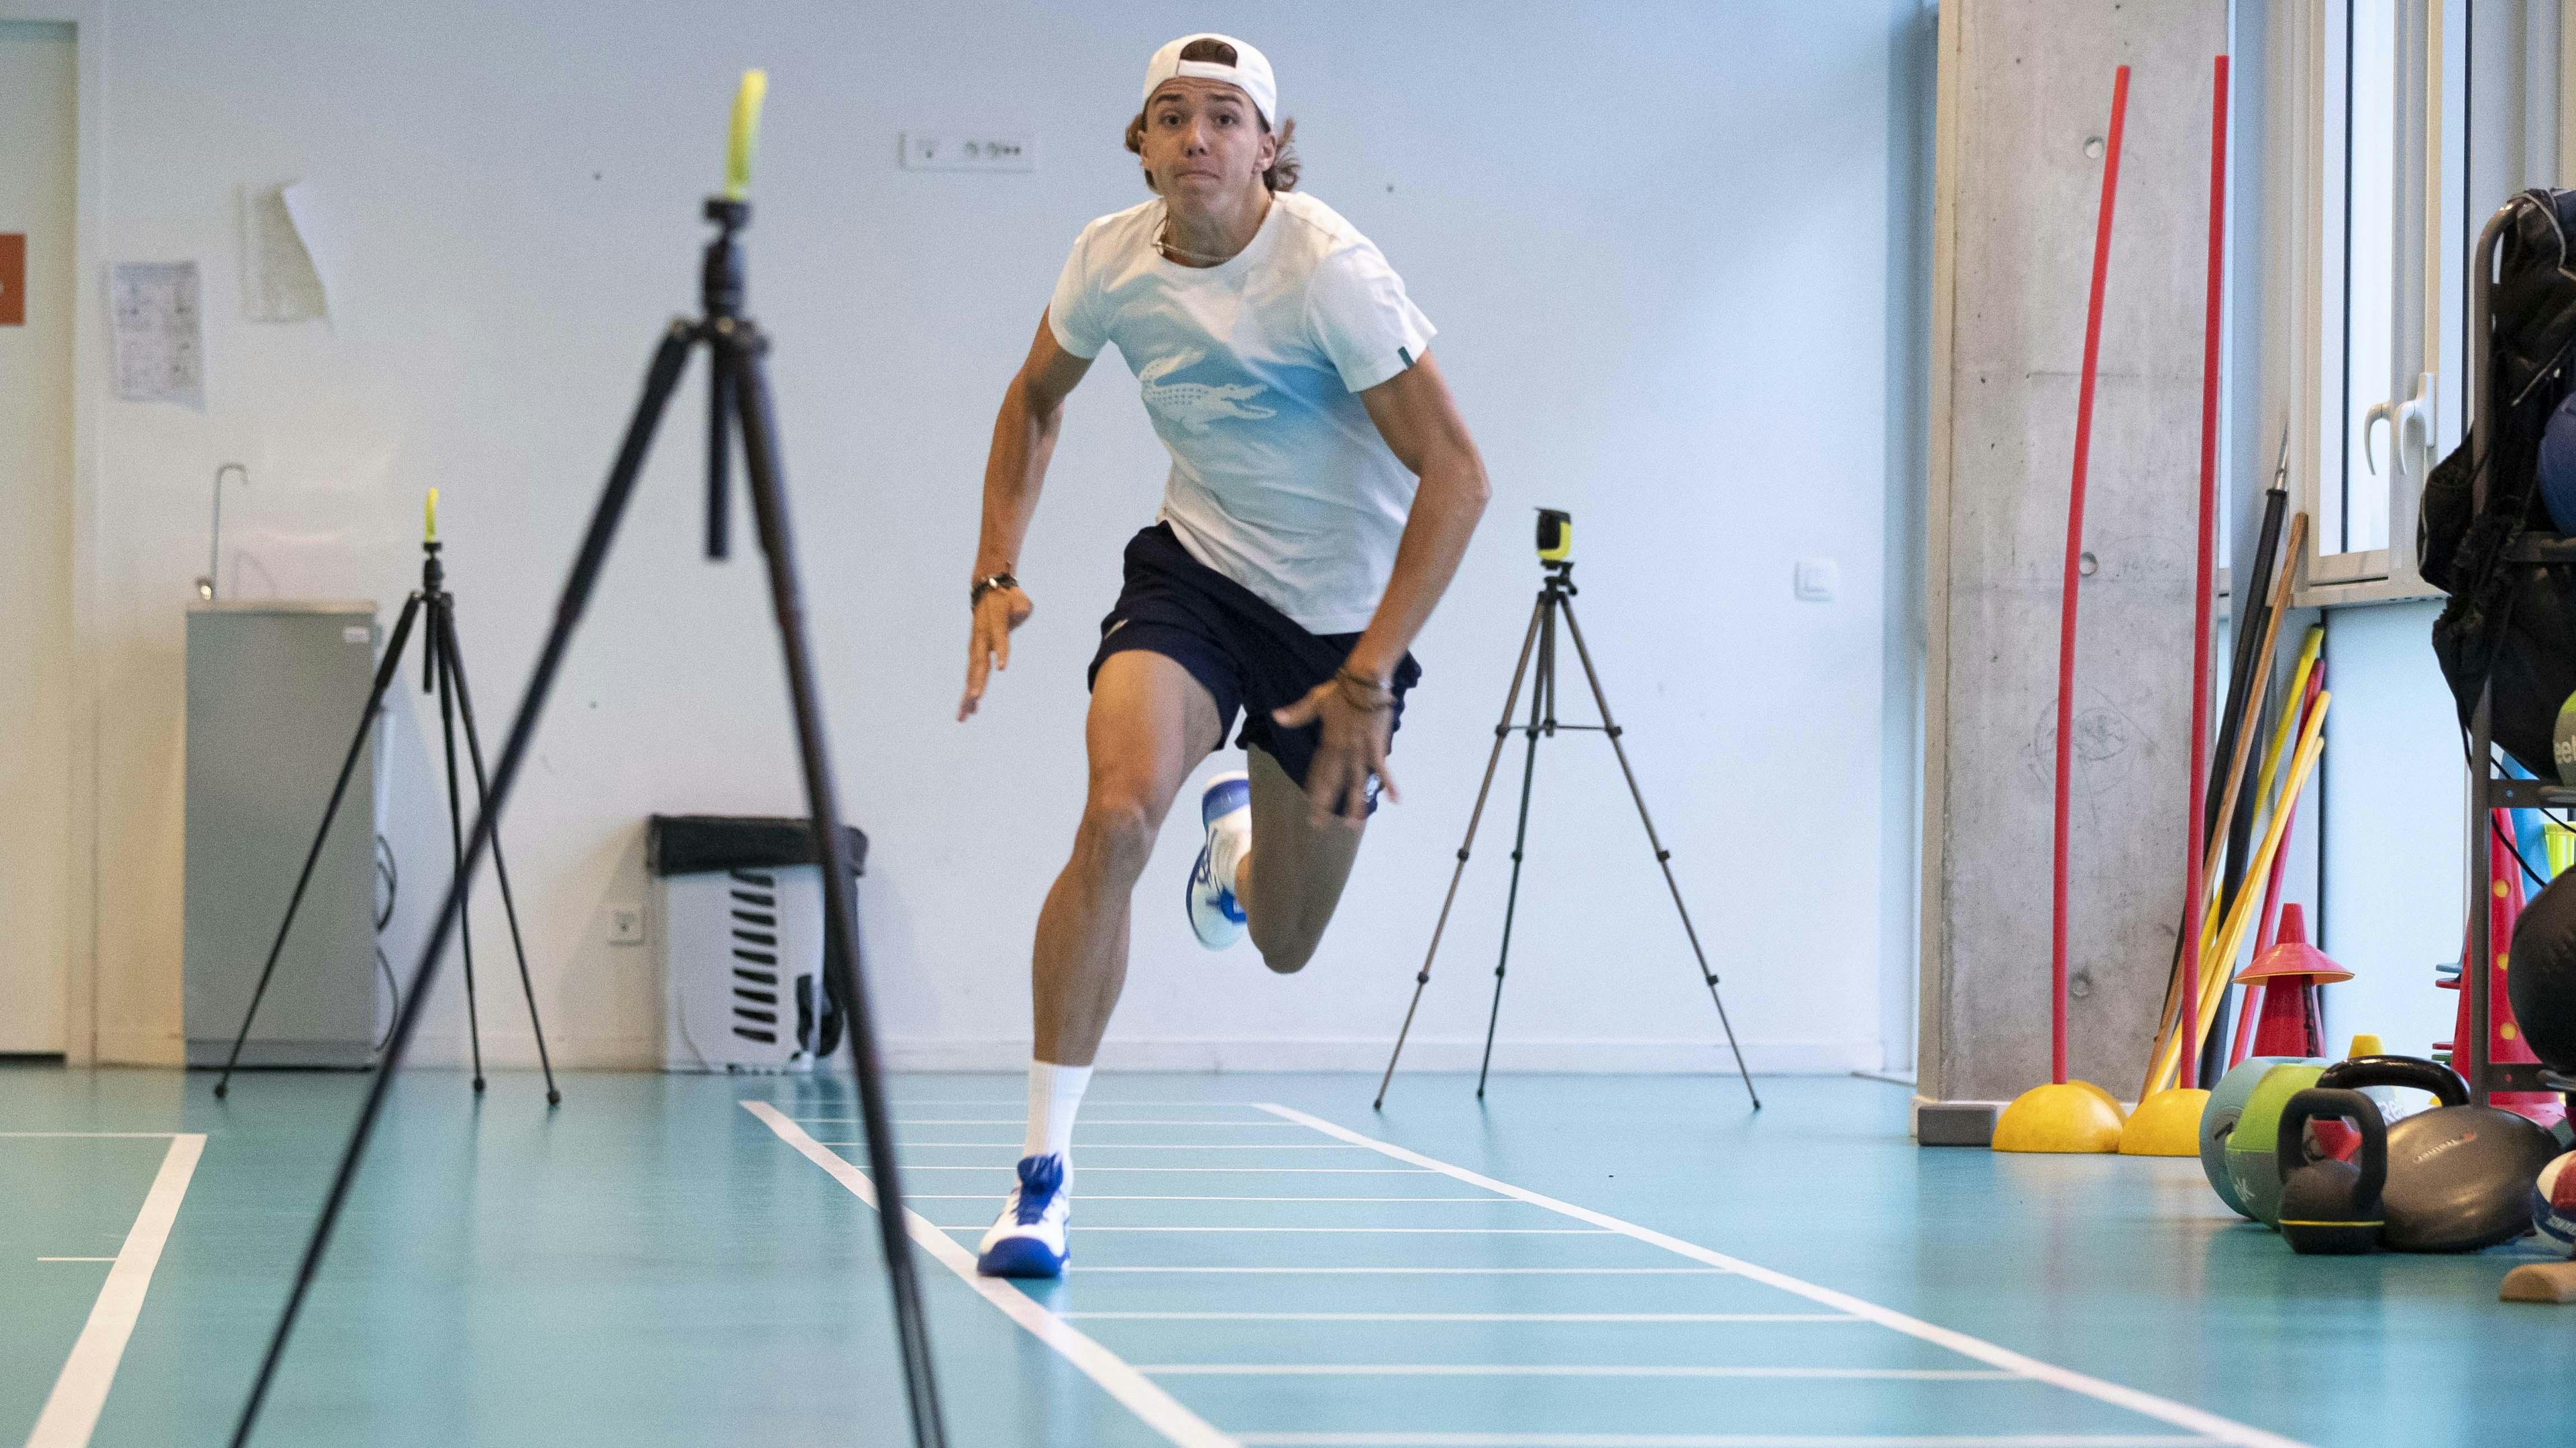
top-left (2181, 56), bottom-right (2229, 1091)
top-left (2051, 64), bottom-right (2130, 1086)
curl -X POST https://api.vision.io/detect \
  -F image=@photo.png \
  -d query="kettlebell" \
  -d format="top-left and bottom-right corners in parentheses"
top-left (2276, 1087), bottom-right (2387, 1255)
top-left (2201, 1056), bottom-right (2306, 1217)
top-left (2316, 1054), bottom-right (2563, 1252)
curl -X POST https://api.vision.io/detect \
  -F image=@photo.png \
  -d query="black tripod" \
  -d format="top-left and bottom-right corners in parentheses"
top-left (211, 528), bottom-right (559, 1105)
top-left (1373, 555), bottom-right (1761, 1111)
top-left (229, 197), bottom-right (945, 1445)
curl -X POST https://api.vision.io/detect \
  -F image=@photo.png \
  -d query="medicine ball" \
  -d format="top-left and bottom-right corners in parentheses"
top-left (2510, 873), bottom-right (2576, 1072)
top-left (2541, 390), bottom-right (2576, 535)
top-left (2202, 1057), bottom-right (2308, 1218)
top-left (2536, 1152), bottom-right (2576, 1256)
top-left (2320, 1054), bottom-right (2561, 1252)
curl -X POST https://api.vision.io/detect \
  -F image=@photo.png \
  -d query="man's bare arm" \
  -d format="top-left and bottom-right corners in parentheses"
top-left (1273, 351), bottom-right (1489, 821)
top-left (1342, 352), bottom-right (1488, 682)
top-left (961, 314), bottom-right (1093, 720)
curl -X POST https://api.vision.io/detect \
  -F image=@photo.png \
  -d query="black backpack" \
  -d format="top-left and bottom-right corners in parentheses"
top-left (2424, 188), bottom-right (2576, 777)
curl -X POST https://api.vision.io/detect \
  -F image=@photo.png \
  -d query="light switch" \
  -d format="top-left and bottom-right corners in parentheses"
top-left (1794, 557), bottom-right (1838, 602)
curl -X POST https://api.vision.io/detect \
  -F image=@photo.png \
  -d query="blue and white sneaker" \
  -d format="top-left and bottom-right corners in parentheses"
top-left (1187, 771), bottom-right (1251, 949)
top-left (975, 1154), bottom-right (1070, 1278)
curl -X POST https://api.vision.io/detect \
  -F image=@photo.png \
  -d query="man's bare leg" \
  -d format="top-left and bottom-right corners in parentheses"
top-left (981, 651), bottom-right (1222, 1278)
top-left (1237, 744), bottom-right (1366, 974)
top-left (1031, 650), bottom-right (1224, 1064)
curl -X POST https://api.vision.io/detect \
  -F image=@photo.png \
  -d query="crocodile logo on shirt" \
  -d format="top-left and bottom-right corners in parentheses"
top-left (1137, 348), bottom-right (1276, 433)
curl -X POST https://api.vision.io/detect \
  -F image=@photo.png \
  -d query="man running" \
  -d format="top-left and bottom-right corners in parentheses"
top-left (957, 32), bottom-right (1488, 1278)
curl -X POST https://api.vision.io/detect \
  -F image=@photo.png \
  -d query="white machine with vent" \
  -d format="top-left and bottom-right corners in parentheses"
top-left (651, 814), bottom-right (859, 1074)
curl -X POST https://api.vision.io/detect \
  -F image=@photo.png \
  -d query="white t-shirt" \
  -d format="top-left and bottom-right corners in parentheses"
top-left (1049, 190), bottom-right (1437, 634)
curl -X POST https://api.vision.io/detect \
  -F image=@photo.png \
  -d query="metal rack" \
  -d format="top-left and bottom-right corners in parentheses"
top-left (2462, 194), bottom-right (2576, 1109)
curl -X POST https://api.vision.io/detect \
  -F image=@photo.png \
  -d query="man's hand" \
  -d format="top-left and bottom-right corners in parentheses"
top-left (1271, 670), bottom-right (1399, 828)
top-left (959, 586), bottom-right (1034, 720)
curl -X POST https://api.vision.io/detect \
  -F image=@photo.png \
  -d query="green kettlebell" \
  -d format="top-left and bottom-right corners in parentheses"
top-left (2277, 1087), bottom-right (2387, 1255)
top-left (2226, 1060), bottom-right (2331, 1227)
top-left (2201, 1056), bottom-right (2307, 1217)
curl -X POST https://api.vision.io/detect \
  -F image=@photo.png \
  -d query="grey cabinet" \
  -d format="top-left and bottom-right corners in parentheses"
top-left (184, 602), bottom-right (386, 1067)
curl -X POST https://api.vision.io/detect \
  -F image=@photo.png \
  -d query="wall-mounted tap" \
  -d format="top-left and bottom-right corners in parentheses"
top-left (196, 463), bottom-right (248, 600)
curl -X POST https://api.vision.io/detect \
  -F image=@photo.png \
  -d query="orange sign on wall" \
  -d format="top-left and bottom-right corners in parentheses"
top-left (0, 235), bottom-right (23, 326)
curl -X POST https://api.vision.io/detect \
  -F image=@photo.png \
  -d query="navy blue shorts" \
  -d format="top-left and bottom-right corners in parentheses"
top-left (1087, 523), bottom-right (1422, 791)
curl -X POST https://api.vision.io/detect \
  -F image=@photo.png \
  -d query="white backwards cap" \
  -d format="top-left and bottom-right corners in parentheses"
top-left (1142, 33), bottom-right (1277, 128)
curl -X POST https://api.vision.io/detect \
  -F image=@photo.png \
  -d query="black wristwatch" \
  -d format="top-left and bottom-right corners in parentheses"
top-left (971, 571), bottom-right (1019, 608)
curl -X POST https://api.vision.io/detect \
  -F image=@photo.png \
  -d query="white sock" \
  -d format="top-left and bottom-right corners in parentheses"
top-left (1023, 1060), bottom-right (1092, 1165)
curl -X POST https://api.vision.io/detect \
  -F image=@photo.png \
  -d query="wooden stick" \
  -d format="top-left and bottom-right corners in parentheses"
top-left (2142, 510), bottom-right (2310, 1097)
top-left (2231, 669), bottom-right (2324, 1066)
top-left (2147, 693), bottom-right (2330, 1095)
top-left (2251, 628), bottom-right (2326, 837)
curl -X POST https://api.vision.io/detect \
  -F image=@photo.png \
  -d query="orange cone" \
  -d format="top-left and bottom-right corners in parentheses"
top-left (2235, 905), bottom-right (2349, 1058)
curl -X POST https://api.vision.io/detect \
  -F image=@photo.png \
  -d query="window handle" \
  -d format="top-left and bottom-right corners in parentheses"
top-left (2363, 400), bottom-right (2398, 475)
top-left (2396, 372), bottom-right (2436, 472)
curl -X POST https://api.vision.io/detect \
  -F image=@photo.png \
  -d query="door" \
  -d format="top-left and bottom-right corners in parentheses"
top-left (0, 21), bottom-right (77, 1055)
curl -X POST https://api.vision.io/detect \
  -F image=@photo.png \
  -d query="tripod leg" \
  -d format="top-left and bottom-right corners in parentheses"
top-left (1375, 592), bottom-right (1547, 1110)
top-left (431, 598), bottom-right (488, 1095)
top-left (1557, 596), bottom-right (1761, 1109)
top-left (215, 593), bottom-right (425, 1099)
top-left (727, 335), bottom-right (947, 1448)
top-left (227, 323), bottom-right (694, 1448)
top-left (707, 347), bottom-right (734, 559)
top-left (1477, 606), bottom-right (1554, 1101)
top-left (437, 605), bottom-right (563, 1106)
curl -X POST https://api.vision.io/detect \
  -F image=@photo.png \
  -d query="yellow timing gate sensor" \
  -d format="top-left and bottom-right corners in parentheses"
top-left (726, 70), bottom-right (767, 201)
top-left (1536, 508), bottom-right (1572, 562)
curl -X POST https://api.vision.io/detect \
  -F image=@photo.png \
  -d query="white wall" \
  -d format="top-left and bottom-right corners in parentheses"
top-left (74, 0), bottom-right (1924, 1072)
top-left (2318, 602), bottom-right (2465, 1058)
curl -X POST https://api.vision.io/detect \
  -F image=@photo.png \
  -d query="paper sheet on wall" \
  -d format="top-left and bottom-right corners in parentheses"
top-left (244, 181), bottom-right (329, 323)
top-left (109, 260), bottom-right (205, 407)
top-left (280, 183), bottom-right (347, 323)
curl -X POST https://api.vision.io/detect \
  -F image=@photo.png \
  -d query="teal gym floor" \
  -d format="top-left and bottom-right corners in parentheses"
top-left (7, 1066), bottom-right (2574, 1447)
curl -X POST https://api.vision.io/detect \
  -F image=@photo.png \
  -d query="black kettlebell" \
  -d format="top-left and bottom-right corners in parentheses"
top-left (2318, 1054), bottom-right (2563, 1252)
top-left (2276, 1088), bottom-right (2386, 1256)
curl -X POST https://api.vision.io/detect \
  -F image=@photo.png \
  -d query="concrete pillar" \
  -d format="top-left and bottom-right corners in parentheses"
top-left (1918, 0), bottom-right (2229, 1135)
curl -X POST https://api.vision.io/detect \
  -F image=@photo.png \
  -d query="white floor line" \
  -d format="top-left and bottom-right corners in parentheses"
top-left (741, 1101), bottom-right (1234, 1448)
top-left (1228, 1435), bottom-right (2216, 1448)
top-left (934, 1225), bottom-right (1611, 1235)
top-left (896, 1119), bottom-right (1315, 1127)
top-left (1226, 1422), bottom-right (2215, 1432)
top-left (26, 1133), bottom-right (205, 1448)
top-left (1254, 1104), bottom-right (2313, 1448)
top-left (1141, 1366), bottom-right (2015, 1382)
top-left (867, 1142), bottom-right (1381, 1151)
top-left (1073, 1267), bottom-right (1731, 1276)
top-left (904, 1196), bottom-right (1505, 1203)
top-left (828, 1162), bottom-right (1434, 1174)
top-left (0, 1132), bottom-right (182, 1139)
top-left (1063, 1313), bottom-right (1860, 1324)
top-left (892, 1099), bottom-right (1274, 1107)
